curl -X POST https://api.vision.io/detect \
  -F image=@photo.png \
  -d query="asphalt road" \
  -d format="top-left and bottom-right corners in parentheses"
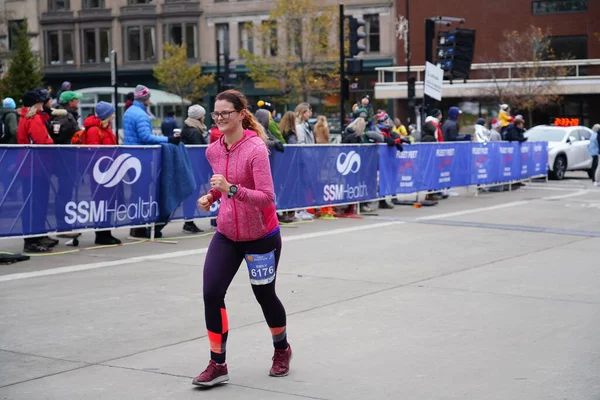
top-left (1, 175), bottom-right (599, 399)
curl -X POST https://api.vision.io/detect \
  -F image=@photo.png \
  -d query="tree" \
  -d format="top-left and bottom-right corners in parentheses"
top-left (0, 19), bottom-right (44, 104)
top-left (240, 0), bottom-right (340, 104)
top-left (479, 26), bottom-right (569, 124)
top-left (153, 43), bottom-right (214, 104)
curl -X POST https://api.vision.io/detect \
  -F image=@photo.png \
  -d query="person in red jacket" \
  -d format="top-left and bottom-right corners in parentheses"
top-left (82, 102), bottom-right (122, 245)
top-left (17, 91), bottom-right (55, 253)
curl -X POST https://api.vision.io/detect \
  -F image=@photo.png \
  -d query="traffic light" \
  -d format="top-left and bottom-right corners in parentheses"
top-left (223, 53), bottom-right (236, 90)
top-left (436, 28), bottom-right (476, 80)
top-left (407, 76), bottom-right (416, 99)
top-left (348, 17), bottom-right (366, 58)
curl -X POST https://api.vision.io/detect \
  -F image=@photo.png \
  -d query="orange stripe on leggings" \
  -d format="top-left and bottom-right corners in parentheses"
top-left (269, 326), bottom-right (286, 336)
top-left (207, 330), bottom-right (222, 353)
top-left (221, 308), bottom-right (228, 333)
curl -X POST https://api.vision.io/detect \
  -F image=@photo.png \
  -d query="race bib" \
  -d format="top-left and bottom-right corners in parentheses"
top-left (245, 250), bottom-right (276, 285)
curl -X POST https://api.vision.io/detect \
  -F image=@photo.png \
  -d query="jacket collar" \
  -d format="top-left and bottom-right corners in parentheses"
top-left (133, 100), bottom-right (147, 111)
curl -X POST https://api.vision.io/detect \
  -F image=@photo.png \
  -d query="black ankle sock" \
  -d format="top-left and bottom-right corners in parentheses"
top-left (273, 336), bottom-right (288, 350)
top-left (211, 351), bottom-right (226, 364)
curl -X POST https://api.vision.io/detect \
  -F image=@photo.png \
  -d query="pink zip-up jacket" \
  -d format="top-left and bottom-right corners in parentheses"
top-left (206, 129), bottom-right (279, 242)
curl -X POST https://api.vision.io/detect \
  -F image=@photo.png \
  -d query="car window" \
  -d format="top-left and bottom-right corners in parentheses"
top-left (578, 129), bottom-right (591, 141)
top-left (525, 127), bottom-right (566, 142)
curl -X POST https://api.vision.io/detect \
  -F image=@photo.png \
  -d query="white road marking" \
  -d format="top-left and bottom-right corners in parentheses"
top-left (0, 189), bottom-right (589, 283)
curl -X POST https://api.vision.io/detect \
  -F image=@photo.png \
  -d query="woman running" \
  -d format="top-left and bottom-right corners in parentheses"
top-left (193, 90), bottom-right (291, 387)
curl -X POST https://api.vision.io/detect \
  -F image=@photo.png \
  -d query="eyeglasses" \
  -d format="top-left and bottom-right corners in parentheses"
top-left (211, 110), bottom-right (238, 120)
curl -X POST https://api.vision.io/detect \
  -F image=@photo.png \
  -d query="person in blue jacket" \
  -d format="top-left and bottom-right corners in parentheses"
top-left (124, 85), bottom-right (181, 238)
top-left (123, 85), bottom-right (181, 146)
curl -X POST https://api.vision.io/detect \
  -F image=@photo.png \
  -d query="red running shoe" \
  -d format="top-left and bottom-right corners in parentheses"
top-left (192, 360), bottom-right (229, 387)
top-left (269, 345), bottom-right (292, 377)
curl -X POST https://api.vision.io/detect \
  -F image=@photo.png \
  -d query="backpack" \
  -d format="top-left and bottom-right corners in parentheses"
top-left (70, 128), bottom-right (88, 145)
top-left (70, 126), bottom-right (105, 145)
top-left (0, 112), bottom-right (19, 144)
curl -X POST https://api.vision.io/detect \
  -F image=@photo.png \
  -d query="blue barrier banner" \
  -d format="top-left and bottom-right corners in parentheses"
top-left (378, 145), bottom-right (420, 196)
top-left (519, 142), bottom-right (532, 179)
top-left (496, 142), bottom-right (520, 182)
top-left (0, 147), bottom-right (161, 237)
top-left (420, 143), bottom-right (471, 190)
top-left (272, 145), bottom-right (379, 209)
top-left (470, 143), bottom-right (494, 185)
top-left (530, 142), bottom-right (548, 177)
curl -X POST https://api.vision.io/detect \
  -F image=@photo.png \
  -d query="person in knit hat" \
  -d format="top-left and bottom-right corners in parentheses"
top-left (257, 100), bottom-right (285, 143)
top-left (123, 85), bottom-right (181, 238)
top-left (82, 101), bottom-right (121, 245)
top-left (181, 104), bottom-right (207, 146)
top-left (179, 105), bottom-right (207, 234)
top-left (17, 91), bottom-right (55, 253)
top-left (1, 97), bottom-right (19, 144)
top-left (123, 85), bottom-right (180, 146)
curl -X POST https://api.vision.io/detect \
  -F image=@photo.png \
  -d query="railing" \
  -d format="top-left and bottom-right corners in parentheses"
top-left (376, 59), bottom-right (600, 84)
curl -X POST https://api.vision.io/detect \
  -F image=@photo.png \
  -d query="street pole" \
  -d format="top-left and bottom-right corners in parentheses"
top-left (406, 0), bottom-right (412, 124)
top-left (110, 50), bottom-right (118, 132)
top-left (423, 18), bottom-right (435, 126)
top-left (339, 3), bottom-right (345, 132)
top-left (216, 39), bottom-right (221, 93)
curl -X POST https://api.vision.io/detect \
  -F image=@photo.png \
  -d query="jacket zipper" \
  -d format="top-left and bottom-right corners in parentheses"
top-left (225, 151), bottom-right (240, 241)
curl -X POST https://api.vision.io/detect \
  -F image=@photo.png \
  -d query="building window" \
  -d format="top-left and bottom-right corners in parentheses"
top-left (164, 23), bottom-right (198, 58)
top-left (288, 19), bottom-right (302, 57)
top-left (8, 20), bottom-right (25, 51)
top-left (48, 0), bottom-right (70, 11)
top-left (83, 0), bottom-right (105, 8)
top-left (262, 21), bottom-right (277, 57)
top-left (239, 22), bottom-right (254, 56)
top-left (216, 23), bottom-right (230, 55)
top-left (45, 29), bottom-right (74, 65)
top-left (82, 28), bottom-right (111, 63)
top-left (532, 0), bottom-right (587, 15)
top-left (364, 14), bottom-right (380, 53)
top-left (128, 0), bottom-right (152, 4)
top-left (549, 35), bottom-right (587, 60)
top-left (125, 25), bottom-right (156, 62)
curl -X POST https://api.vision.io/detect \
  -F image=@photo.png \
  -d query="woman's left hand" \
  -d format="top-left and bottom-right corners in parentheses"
top-left (210, 174), bottom-right (231, 193)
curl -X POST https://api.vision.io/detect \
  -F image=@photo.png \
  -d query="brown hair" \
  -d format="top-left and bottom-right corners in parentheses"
top-left (278, 111), bottom-right (297, 141)
top-left (215, 90), bottom-right (267, 142)
top-left (294, 102), bottom-right (311, 123)
top-left (314, 115), bottom-right (330, 144)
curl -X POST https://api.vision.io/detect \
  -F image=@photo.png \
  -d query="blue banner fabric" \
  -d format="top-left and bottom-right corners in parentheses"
top-left (495, 142), bottom-right (520, 182)
top-left (0, 147), bottom-right (161, 237)
top-left (470, 143), bottom-right (494, 185)
top-left (530, 142), bottom-right (548, 177)
top-left (271, 145), bottom-right (379, 209)
top-left (419, 143), bottom-right (471, 191)
top-left (378, 145), bottom-right (421, 196)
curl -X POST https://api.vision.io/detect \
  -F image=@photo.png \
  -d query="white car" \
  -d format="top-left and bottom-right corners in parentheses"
top-left (525, 125), bottom-right (595, 180)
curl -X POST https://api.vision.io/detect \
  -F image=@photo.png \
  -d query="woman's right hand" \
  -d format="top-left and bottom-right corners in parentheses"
top-left (197, 194), bottom-right (213, 211)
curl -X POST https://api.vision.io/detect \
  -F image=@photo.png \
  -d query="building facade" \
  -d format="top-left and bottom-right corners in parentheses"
top-left (386, 0), bottom-right (599, 126)
top-left (1, 0), bottom-right (396, 120)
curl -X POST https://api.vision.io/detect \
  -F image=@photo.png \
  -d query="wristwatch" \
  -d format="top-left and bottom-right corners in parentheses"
top-left (228, 184), bottom-right (238, 199)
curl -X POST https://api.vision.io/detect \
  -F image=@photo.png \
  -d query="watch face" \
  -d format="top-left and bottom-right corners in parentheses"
top-left (230, 185), bottom-right (238, 194)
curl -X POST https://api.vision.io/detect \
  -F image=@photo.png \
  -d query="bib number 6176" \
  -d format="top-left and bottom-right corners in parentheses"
top-left (245, 250), bottom-right (276, 286)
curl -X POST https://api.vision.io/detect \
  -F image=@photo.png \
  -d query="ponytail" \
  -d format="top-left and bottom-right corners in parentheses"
top-left (242, 111), bottom-right (268, 142)
top-left (26, 107), bottom-right (37, 119)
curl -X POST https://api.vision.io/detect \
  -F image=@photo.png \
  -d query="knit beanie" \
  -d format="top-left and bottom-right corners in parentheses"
top-left (96, 101), bottom-right (115, 121)
top-left (134, 85), bottom-right (151, 102)
top-left (22, 91), bottom-right (43, 107)
top-left (2, 97), bottom-right (16, 110)
top-left (188, 104), bottom-right (206, 120)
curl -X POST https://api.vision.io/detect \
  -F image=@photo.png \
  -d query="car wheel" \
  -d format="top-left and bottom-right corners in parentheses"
top-left (550, 155), bottom-right (567, 180)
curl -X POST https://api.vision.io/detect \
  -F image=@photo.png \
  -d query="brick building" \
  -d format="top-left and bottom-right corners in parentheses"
top-left (378, 0), bottom-right (600, 127)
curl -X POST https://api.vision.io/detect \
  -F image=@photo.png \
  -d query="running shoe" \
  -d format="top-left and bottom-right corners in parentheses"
top-left (192, 360), bottom-right (229, 387)
top-left (269, 345), bottom-right (292, 377)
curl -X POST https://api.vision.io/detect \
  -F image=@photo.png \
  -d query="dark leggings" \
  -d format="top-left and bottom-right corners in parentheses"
top-left (203, 230), bottom-right (287, 363)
